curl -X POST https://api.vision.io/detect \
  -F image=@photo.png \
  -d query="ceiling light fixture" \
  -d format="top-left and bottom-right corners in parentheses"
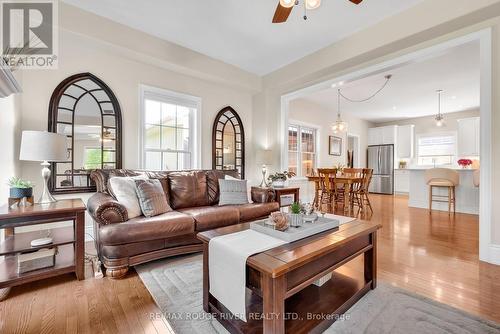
top-left (435, 89), bottom-right (445, 127)
top-left (305, 0), bottom-right (321, 10)
top-left (279, 0), bottom-right (296, 8)
top-left (332, 89), bottom-right (348, 134)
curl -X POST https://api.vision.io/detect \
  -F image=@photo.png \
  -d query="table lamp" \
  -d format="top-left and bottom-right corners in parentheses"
top-left (256, 149), bottom-right (273, 188)
top-left (19, 131), bottom-right (68, 204)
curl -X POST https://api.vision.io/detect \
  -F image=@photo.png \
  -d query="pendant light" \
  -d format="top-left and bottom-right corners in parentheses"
top-left (435, 89), bottom-right (444, 127)
top-left (332, 89), bottom-right (348, 134)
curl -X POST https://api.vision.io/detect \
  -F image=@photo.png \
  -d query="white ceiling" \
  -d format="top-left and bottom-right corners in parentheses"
top-left (62, 0), bottom-right (424, 75)
top-left (300, 40), bottom-right (480, 123)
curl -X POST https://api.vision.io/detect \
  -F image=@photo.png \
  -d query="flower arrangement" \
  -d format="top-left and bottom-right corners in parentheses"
top-left (333, 163), bottom-right (345, 174)
top-left (268, 171), bottom-right (296, 188)
top-left (267, 171), bottom-right (296, 182)
top-left (457, 159), bottom-right (473, 168)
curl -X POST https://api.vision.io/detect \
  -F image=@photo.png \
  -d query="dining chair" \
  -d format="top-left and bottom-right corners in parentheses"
top-left (425, 168), bottom-right (459, 214)
top-left (317, 168), bottom-right (338, 212)
top-left (352, 168), bottom-right (374, 213)
top-left (338, 168), bottom-right (363, 207)
top-left (343, 168), bottom-right (363, 177)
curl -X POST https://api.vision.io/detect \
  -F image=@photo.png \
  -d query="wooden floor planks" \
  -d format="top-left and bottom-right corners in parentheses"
top-left (0, 194), bottom-right (499, 333)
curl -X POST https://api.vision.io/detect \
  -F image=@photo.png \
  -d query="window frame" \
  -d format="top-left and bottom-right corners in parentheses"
top-left (287, 121), bottom-right (319, 178)
top-left (139, 85), bottom-right (201, 170)
top-left (416, 132), bottom-right (457, 167)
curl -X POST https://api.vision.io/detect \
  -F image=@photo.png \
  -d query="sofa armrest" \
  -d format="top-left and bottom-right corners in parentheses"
top-left (251, 187), bottom-right (276, 203)
top-left (88, 192), bottom-right (128, 225)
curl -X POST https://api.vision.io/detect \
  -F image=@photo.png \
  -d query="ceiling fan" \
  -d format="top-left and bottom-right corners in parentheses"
top-left (272, 0), bottom-right (364, 23)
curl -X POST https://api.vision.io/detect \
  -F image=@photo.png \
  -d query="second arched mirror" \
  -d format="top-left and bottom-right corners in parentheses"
top-left (212, 106), bottom-right (245, 178)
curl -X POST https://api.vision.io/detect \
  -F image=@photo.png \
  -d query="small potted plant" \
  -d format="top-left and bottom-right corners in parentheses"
top-left (457, 159), bottom-right (473, 169)
top-left (8, 177), bottom-right (33, 199)
top-left (289, 202), bottom-right (303, 227)
top-left (267, 171), bottom-right (296, 188)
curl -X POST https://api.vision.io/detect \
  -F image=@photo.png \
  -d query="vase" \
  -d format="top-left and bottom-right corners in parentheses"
top-left (288, 213), bottom-right (303, 227)
top-left (9, 187), bottom-right (33, 199)
top-left (272, 180), bottom-right (286, 188)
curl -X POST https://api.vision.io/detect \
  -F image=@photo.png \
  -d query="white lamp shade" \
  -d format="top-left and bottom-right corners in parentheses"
top-left (256, 149), bottom-right (273, 165)
top-left (19, 131), bottom-right (68, 162)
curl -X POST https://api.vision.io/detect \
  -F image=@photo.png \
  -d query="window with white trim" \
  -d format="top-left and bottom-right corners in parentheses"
top-left (288, 125), bottom-right (317, 177)
top-left (417, 133), bottom-right (456, 166)
top-left (141, 87), bottom-right (200, 170)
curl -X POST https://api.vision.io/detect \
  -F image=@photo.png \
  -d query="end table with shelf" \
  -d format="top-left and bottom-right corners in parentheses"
top-left (272, 187), bottom-right (300, 208)
top-left (0, 199), bottom-right (86, 301)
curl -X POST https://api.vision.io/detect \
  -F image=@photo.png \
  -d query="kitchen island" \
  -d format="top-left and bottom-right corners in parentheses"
top-left (406, 168), bottom-right (479, 214)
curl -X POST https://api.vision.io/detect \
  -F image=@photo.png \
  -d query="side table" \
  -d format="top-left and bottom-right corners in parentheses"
top-left (0, 199), bottom-right (86, 301)
top-left (273, 187), bottom-right (300, 208)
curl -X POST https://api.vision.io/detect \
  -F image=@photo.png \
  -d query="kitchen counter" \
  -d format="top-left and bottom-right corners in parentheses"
top-left (396, 168), bottom-right (477, 171)
top-left (406, 169), bottom-right (479, 214)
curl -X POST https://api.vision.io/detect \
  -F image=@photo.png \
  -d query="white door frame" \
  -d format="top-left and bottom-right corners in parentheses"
top-left (280, 28), bottom-right (496, 264)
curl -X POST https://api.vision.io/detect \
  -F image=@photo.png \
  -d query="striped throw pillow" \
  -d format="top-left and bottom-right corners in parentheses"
top-left (218, 179), bottom-right (249, 205)
top-left (135, 179), bottom-right (172, 217)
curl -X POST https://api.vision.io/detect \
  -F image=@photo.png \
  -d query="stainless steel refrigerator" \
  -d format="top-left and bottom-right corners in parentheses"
top-left (367, 145), bottom-right (394, 195)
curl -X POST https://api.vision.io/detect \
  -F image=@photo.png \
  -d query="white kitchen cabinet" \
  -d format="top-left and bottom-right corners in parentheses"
top-left (368, 126), bottom-right (397, 146)
top-left (457, 117), bottom-right (480, 157)
top-left (368, 127), bottom-right (383, 146)
top-left (394, 169), bottom-right (410, 194)
top-left (397, 125), bottom-right (414, 158)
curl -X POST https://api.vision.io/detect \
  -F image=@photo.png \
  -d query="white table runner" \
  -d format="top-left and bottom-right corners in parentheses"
top-left (208, 214), bottom-right (355, 322)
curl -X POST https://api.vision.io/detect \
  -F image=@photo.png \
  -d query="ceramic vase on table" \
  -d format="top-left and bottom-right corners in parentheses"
top-left (289, 213), bottom-right (303, 227)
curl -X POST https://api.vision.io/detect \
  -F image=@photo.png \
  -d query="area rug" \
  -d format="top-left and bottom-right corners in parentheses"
top-left (136, 254), bottom-right (500, 334)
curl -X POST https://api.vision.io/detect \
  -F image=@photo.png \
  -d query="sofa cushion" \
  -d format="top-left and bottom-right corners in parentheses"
top-left (135, 179), bottom-right (172, 217)
top-left (168, 171), bottom-right (209, 209)
top-left (236, 202), bottom-right (280, 222)
top-left (178, 206), bottom-right (240, 232)
top-left (98, 211), bottom-right (195, 245)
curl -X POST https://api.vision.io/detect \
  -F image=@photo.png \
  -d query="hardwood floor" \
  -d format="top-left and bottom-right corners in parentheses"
top-left (1, 194), bottom-right (499, 333)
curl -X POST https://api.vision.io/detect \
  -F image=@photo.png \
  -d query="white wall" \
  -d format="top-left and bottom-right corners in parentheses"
top-left (289, 98), bottom-right (372, 168)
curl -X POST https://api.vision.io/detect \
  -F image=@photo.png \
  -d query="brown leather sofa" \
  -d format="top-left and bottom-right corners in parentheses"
top-left (87, 169), bottom-right (278, 278)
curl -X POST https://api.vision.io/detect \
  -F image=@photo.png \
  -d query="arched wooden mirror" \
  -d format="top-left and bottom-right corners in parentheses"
top-left (48, 73), bottom-right (122, 193)
top-left (212, 106), bottom-right (245, 178)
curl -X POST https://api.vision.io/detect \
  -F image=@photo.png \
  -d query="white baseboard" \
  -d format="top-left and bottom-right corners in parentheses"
top-left (486, 244), bottom-right (500, 265)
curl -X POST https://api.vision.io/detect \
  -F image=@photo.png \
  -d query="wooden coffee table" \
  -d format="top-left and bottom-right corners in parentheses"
top-left (198, 219), bottom-right (381, 334)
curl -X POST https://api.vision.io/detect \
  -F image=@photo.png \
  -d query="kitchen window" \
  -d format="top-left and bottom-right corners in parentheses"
top-left (140, 86), bottom-right (201, 170)
top-left (417, 134), bottom-right (456, 166)
top-left (288, 125), bottom-right (317, 177)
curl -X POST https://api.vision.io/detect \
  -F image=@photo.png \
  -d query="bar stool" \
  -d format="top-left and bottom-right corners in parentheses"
top-left (473, 169), bottom-right (480, 187)
top-left (425, 168), bottom-right (459, 214)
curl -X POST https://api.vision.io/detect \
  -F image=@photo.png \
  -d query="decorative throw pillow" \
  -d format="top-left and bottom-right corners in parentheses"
top-left (108, 175), bottom-right (147, 219)
top-left (135, 179), bottom-right (172, 217)
top-left (218, 179), bottom-right (249, 205)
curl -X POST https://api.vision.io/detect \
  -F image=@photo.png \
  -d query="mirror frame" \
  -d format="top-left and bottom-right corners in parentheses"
top-left (212, 106), bottom-right (245, 178)
top-left (47, 72), bottom-right (122, 194)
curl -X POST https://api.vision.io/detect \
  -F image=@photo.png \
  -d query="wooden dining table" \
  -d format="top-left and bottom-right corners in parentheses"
top-left (307, 174), bottom-right (364, 212)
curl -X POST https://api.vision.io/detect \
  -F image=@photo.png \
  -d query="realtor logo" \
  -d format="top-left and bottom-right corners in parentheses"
top-left (1, 0), bottom-right (58, 69)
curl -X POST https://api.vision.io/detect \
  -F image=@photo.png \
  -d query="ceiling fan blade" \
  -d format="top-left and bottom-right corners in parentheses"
top-left (349, 0), bottom-right (364, 4)
top-left (272, 3), bottom-right (293, 23)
